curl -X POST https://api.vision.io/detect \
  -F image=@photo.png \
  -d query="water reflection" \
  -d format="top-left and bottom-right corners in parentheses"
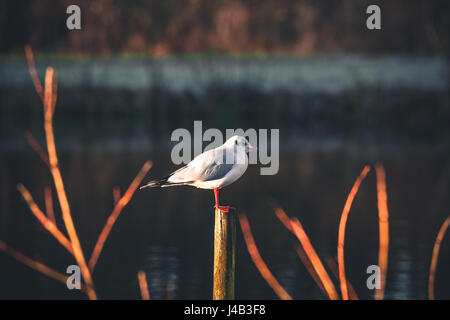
top-left (0, 142), bottom-right (449, 299)
top-left (144, 246), bottom-right (180, 300)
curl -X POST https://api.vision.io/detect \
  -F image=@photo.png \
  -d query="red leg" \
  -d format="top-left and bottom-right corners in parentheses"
top-left (214, 188), bottom-right (219, 208)
top-left (213, 188), bottom-right (229, 213)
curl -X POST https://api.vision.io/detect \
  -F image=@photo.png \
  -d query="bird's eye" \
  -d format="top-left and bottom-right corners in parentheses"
top-left (235, 140), bottom-right (238, 145)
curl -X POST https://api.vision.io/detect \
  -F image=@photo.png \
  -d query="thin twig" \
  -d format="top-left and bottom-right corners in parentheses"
top-left (0, 240), bottom-right (88, 295)
top-left (23, 46), bottom-right (97, 299)
top-left (325, 257), bottom-right (358, 300)
top-left (25, 45), bottom-right (44, 102)
top-left (24, 131), bottom-right (50, 168)
top-left (291, 218), bottom-right (340, 300)
top-left (137, 270), bottom-right (151, 300)
top-left (273, 205), bottom-right (295, 233)
top-left (337, 165), bottom-right (371, 300)
top-left (21, 45), bottom-right (98, 298)
top-left (428, 216), bottom-right (450, 300)
top-left (166, 279), bottom-right (175, 300)
top-left (238, 213), bottom-right (292, 300)
top-left (374, 163), bottom-right (389, 300)
top-left (88, 161), bottom-right (153, 272)
top-left (17, 184), bottom-right (73, 256)
top-left (294, 244), bottom-right (328, 298)
top-left (113, 186), bottom-right (121, 206)
top-left (44, 186), bottom-right (56, 224)
top-left (273, 205), bottom-right (339, 300)
top-left (42, 67), bottom-right (97, 300)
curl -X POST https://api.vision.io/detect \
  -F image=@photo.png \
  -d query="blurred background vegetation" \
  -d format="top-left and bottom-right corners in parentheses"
top-left (1, 0), bottom-right (449, 56)
top-left (1, 1), bottom-right (449, 145)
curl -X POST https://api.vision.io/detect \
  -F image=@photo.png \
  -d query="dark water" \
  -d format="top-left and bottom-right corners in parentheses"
top-left (0, 54), bottom-right (449, 300)
top-left (0, 139), bottom-right (449, 300)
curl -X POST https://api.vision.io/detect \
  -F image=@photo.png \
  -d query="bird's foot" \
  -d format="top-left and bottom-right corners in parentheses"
top-left (215, 205), bottom-right (230, 213)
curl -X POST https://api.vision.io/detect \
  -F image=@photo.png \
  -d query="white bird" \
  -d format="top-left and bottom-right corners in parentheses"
top-left (140, 135), bottom-right (257, 212)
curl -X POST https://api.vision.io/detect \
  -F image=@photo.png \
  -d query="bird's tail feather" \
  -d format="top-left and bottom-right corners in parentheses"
top-left (140, 177), bottom-right (192, 189)
top-left (139, 178), bottom-right (168, 189)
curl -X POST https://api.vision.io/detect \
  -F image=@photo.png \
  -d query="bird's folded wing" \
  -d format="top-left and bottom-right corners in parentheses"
top-left (168, 148), bottom-right (234, 183)
top-left (199, 161), bottom-right (234, 181)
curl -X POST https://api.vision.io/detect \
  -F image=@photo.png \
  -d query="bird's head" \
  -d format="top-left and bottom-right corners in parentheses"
top-left (225, 135), bottom-right (257, 152)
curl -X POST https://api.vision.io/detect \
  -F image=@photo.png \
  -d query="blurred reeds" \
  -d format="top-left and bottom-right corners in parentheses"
top-left (337, 165), bottom-right (370, 300)
top-left (88, 161), bottom-right (153, 272)
top-left (238, 213), bottom-right (292, 300)
top-left (325, 257), bottom-right (358, 300)
top-left (0, 239), bottom-right (87, 295)
top-left (428, 216), bottom-right (450, 300)
top-left (240, 164), bottom-right (396, 300)
top-left (0, 46), bottom-right (152, 299)
top-left (273, 205), bottom-right (339, 300)
top-left (11, 2), bottom-right (449, 56)
top-left (138, 270), bottom-right (151, 300)
top-left (374, 163), bottom-right (389, 300)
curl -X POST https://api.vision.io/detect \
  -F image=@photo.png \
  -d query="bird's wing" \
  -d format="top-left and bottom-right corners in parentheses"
top-left (168, 148), bottom-right (234, 183)
top-left (166, 164), bottom-right (197, 184)
top-left (198, 160), bottom-right (234, 181)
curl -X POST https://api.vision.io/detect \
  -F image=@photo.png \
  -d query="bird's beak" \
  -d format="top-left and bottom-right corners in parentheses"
top-left (248, 145), bottom-right (258, 152)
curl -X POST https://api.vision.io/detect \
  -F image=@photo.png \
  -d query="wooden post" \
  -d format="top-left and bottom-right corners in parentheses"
top-left (213, 207), bottom-right (236, 300)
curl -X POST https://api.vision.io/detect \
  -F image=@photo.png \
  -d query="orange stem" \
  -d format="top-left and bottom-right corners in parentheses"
top-left (88, 161), bottom-right (152, 272)
top-left (137, 270), bottom-right (151, 300)
top-left (43, 67), bottom-right (97, 300)
top-left (294, 244), bottom-right (328, 298)
top-left (337, 165), bottom-right (371, 300)
top-left (325, 257), bottom-right (358, 300)
top-left (17, 184), bottom-right (73, 255)
top-left (374, 163), bottom-right (389, 300)
top-left (44, 186), bottom-right (56, 224)
top-left (113, 186), bottom-right (121, 206)
top-left (25, 45), bottom-right (44, 102)
top-left (291, 218), bottom-right (340, 300)
top-left (24, 131), bottom-right (50, 168)
top-left (428, 216), bottom-right (450, 300)
top-left (273, 205), bottom-right (339, 300)
top-left (0, 240), bottom-right (88, 295)
top-left (238, 213), bottom-right (292, 300)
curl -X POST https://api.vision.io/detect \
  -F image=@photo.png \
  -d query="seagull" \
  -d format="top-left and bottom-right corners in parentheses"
top-left (140, 135), bottom-right (257, 212)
